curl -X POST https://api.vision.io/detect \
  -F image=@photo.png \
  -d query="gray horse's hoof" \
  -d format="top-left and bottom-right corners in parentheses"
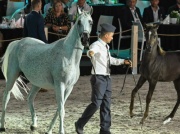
top-left (0, 128), bottom-right (5, 132)
top-left (30, 125), bottom-right (36, 131)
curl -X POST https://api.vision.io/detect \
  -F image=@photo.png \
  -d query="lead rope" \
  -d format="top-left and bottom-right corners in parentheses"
top-left (120, 58), bottom-right (143, 125)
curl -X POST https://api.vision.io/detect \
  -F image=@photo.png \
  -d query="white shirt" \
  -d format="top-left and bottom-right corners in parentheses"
top-left (87, 39), bottom-right (125, 75)
top-left (130, 7), bottom-right (139, 22)
top-left (44, 3), bottom-right (52, 16)
top-left (151, 6), bottom-right (160, 22)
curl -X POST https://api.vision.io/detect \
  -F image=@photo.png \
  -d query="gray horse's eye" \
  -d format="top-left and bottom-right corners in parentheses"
top-left (89, 20), bottom-right (93, 25)
top-left (78, 20), bottom-right (81, 25)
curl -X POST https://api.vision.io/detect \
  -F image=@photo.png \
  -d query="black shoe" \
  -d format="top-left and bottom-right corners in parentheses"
top-left (75, 122), bottom-right (83, 134)
top-left (99, 130), bottom-right (111, 134)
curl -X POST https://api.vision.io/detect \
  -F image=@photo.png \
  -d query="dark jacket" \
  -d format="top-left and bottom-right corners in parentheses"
top-left (143, 6), bottom-right (166, 24)
top-left (24, 11), bottom-right (47, 43)
top-left (119, 5), bottom-right (143, 35)
top-left (168, 4), bottom-right (180, 14)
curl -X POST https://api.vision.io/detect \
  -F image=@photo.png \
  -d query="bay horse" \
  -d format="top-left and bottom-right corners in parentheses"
top-left (130, 23), bottom-right (180, 125)
top-left (0, 9), bottom-right (93, 134)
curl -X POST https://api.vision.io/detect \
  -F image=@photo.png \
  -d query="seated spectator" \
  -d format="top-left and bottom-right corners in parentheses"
top-left (68, 0), bottom-right (91, 22)
top-left (44, 0), bottom-right (70, 43)
top-left (119, 0), bottom-right (143, 35)
top-left (143, 0), bottom-right (165, 24)
top-left (61, 0), bottom-right (73, 14)
top-left (44, 0), bottom-right (54, 16)
top-left (168, 0), bottom-right (180, 14)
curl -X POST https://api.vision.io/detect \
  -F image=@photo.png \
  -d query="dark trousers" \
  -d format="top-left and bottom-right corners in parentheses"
top-left (77, 75), bottom-right (112, 132)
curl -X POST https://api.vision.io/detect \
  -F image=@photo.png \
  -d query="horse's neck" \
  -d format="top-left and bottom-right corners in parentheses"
top-left (60, 25), bottom-right (83, 64)
top-left (144, 45), bottom-right (158, 62)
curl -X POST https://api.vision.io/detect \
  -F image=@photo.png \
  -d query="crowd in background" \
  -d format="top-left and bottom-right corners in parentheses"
top-left (0, 0), bottom-right (179, 44)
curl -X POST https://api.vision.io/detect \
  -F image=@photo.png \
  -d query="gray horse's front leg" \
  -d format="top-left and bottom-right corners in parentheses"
top-left (46, 109), bottom-right (58, 134)
top-left (53, 82), bottom-right (66, 134)
top-left (27, 85), bottom-right (41, 131)
top-left (46, 86), bottom-right (73, 134)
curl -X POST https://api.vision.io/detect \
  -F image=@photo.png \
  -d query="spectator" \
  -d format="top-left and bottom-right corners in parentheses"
top-left (24, 0), bottom-right (47, 43)
top-left (68, 0), bottom-right (91, 22)
top-left (61, 0), bottom-right (73, 13)
top-left (75, 23), bottom-right (131, 134)
top-left (44, 0), bottom-right (54, 16)
top-left (168, 0), bottom-right (180, 14)
top-left (44, 0), bottom-right (70, 43)
top-left (119, 0), bottom-right (143, 35)
top-left (143, 0), bottom-right (166, 23)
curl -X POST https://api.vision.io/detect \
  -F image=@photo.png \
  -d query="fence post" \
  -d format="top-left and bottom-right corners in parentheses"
top-left (44, 27), bottom-right (48, 41)
top-left (131, 25), bottom-right (138, 74)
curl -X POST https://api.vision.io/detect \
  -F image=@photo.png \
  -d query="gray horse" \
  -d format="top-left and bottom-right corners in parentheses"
top-left (130, 23), bottom-right (180, 125)
top-left (0, 9), bottom-right (93, 134)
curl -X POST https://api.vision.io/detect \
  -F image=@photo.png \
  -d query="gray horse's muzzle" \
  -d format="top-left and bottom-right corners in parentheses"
top-left (81, 32), bottom-right (90, 47)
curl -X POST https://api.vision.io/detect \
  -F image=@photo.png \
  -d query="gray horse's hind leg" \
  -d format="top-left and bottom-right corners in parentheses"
top-left (130, 75), bottom-right (146, 118)
top-left (27, 85), bottom-right (41, 131)
top-left (0, 73), bottom-right (19, 131)
top-left (163, 79), bottom-right (180, 124)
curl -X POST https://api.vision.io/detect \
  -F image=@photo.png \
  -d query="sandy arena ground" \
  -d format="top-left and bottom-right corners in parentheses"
top-left (0, 74), bottom-right (180, 134)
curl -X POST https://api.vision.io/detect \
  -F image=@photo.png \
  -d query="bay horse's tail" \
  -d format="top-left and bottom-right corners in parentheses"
top-left (1, 41), bottom-right (29, 100)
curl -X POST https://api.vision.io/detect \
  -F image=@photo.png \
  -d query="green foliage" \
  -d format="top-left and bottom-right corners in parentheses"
top-left (170, 11), bottom-right (180, 18)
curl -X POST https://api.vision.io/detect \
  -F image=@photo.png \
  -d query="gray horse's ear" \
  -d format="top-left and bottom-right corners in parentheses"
top-left (77, 6), bottom-right (82, 15)
top-left (89, 6), bottom-right (93, 15)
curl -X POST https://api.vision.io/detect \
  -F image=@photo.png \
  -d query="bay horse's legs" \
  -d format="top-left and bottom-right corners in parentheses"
top-left (140, 80), bottom-right (157, 124)
top-left (163, 79), bottom-right (180, 124)
top-left (27, 85), bottom-right (41, 131)
top-left (0, 72), bottom-right (19, 131)
top-left (46, 86), bottom-right (73, 134)
top-left (130, 75), bottom-right (146, 118)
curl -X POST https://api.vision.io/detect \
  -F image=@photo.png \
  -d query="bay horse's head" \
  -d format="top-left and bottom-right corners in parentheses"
top-left (145, 23), bottom-right (165, 55)
top-left (75, 7), bottom-right (93, 47)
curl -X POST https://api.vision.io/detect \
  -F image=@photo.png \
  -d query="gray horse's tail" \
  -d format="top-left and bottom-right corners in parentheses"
top-left (1, 41), bottom-right (29, 100)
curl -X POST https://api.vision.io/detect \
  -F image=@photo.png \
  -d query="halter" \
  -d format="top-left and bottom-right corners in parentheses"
top-left (146, 30), bottom-right (159, 53)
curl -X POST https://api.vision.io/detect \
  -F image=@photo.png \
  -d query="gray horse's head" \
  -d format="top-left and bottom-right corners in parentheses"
top-left (76, 8), bottom-right (93, 47)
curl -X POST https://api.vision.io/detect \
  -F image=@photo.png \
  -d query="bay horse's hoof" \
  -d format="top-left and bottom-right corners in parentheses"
top-left (0, 128), bottom-right (5, 132)
top-left (30, 125), bottom-right (36, 131)
top-left (130, 112), bottom-right (134, 118)
top-left (163, 117), bottom-right (172, 124)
